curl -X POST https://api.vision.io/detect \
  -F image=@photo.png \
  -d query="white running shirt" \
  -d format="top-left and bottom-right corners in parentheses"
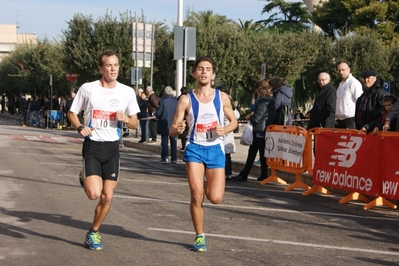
top-left (70, 80), bottom-right (140, 142)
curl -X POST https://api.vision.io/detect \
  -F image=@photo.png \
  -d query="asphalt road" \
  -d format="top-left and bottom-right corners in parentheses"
top-left (1, 114), bottom-right (399, 266)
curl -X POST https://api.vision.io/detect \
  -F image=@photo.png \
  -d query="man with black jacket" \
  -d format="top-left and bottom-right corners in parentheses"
top-left (307, 72), bottom-right (336, 130)
top-left (34, 95), bottom-right (43, 127)
top-left (355, 70), bottom-right (389, 130)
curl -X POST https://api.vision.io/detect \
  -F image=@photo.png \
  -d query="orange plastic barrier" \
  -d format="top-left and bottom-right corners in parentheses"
top-left (260, 125), bottom-right (310, 191)
top-left (302, 128), bottom-right (361, 197)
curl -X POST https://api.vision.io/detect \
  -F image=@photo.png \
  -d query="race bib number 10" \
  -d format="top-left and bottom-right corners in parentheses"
top-left (196, 120), bottom-right (218, 140)
top-left (92, 110), bottom-right (117, 129)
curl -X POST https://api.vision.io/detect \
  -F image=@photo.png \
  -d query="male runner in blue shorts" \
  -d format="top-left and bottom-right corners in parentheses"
top-left (68, 50), bottom-right (140, 251)
top-left (169, 56), bottom-right (237, 251)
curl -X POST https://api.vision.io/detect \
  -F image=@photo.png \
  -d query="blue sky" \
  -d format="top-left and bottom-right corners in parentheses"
top-left (1, 0), bottom-right (274, 41)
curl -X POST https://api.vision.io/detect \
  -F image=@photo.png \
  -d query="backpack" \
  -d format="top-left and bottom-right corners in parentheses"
top-left (273, 90), bottom-right (290, 125)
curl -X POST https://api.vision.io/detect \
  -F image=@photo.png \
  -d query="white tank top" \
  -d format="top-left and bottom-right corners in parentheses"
top-left (186, 89), bottom-right (224, 146)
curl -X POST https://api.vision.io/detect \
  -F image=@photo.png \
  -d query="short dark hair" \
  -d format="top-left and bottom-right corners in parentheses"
top-left (192, 56), bottom-right (216, 73)
top-left (180, 86), bottom-right (189, 95)
top-left (383, 95), bottom-right (397, 104)
top-left (269, 78), bottom-right (286, 90)
top-left (98, 50), bottom-right (117, 66)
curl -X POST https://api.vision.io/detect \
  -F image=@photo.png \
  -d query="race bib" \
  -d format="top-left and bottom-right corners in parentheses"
top-left (91, 110), bottom-right (117, 129)
top-left (196, 120), bottom-right (218, 140)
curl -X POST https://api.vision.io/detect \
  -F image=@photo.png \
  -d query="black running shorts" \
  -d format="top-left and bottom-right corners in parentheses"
top-left (82, 139), bottom-right (120, 181)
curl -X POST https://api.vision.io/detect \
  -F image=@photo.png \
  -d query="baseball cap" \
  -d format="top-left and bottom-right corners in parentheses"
top-left (361, 70), bottom-right (376, 78)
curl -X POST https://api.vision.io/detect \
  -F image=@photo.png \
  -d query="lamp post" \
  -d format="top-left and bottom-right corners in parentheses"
top-left (176, 0), bottom-right (183, 97)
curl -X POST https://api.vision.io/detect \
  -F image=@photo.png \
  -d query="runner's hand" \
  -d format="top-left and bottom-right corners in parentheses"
top-left (116, 110), bottom-right (128, 123)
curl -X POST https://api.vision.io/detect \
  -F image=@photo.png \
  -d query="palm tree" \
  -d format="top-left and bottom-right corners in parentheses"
top-left (257, 0), bottom-right (311, 32)
top-left (234, 19), bottom-right (265, 35)
top-left (185, 10), bottom-right (233, 27)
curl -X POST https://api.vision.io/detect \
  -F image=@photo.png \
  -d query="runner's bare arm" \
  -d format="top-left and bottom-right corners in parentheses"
top-left (116, 110), bottom-right (138, 129)
top-left (67, 110), bottom-right (94, 136)
top-left (169, 94), bottom-right (189, 138)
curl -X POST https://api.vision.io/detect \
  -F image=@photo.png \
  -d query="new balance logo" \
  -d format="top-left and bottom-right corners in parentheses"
top-left (329, 135), bottom-right (363, 168)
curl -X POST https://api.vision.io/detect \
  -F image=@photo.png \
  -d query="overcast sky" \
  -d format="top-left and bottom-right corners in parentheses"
top-left (1, 0), bottom-right (277, 41)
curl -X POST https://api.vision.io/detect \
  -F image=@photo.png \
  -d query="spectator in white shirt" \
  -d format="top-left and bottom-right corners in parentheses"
top-left (335, 62), bottom-right (363, 129)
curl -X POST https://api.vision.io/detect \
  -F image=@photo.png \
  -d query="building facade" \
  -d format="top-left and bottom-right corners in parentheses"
top-left (0, 24), bottom-right (37, 61)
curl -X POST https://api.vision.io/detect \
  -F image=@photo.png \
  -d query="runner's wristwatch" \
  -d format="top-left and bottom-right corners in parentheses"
top-left (77, 125), bottom-right (84, 133)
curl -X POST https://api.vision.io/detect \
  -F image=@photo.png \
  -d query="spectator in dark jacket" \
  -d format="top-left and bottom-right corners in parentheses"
top-left (269, 77), bottom-right (293, 126)
top-left (145, 86), bottom-right (159, 143)
top-left (362, 95), bottom-right (397, 133)
top-left (307, 72), bottom-right (336, 130)
top-left (51, 93), bottom-right (59, 111)
top-left (33, 95), bottom-right (43, 127)
top-left (383, 95), bottom-right (399, 131)
top-left (156, 86), bottom-right (178, 163)
top-left (137, 88), bottom-right (149, 143)
top-left (355, 70), bottom-right (389, 130)
top-left (293, 110), bottom-right (305, 127)
top-left (65, 92), bottom-right (76, 127)
top-left (43, 96), bottom-right (51, 127)
top-left (233, 81), bottom-right (275, 182)
top-left (1, 94), bottom-right (5, 113)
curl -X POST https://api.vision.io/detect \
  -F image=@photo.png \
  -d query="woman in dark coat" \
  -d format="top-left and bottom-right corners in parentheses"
top-left (233, 80), bottom-right (275, 182)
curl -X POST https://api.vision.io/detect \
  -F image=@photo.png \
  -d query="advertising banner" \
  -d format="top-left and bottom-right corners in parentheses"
top-left (265, 132), bottom-right (306, 164)
top-left (313, 132), bottom-right (381, 196)
top-left (381, 137), bottom-right (399, 200)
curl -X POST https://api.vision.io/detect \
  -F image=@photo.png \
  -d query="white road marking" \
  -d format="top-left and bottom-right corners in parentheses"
top-left (23, 135), bottom-right (40, 141)
top-left (50, 136), bottom-right (69, 142)
top-left (147, 227), bottom-right (399, 256)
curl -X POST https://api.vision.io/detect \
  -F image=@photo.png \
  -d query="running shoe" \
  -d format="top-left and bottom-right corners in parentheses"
top-left (85, 231), bottom-right (103, 251)
top-left (254, 159), bottom-right (260, 165)
top-left (79, 171), bottom-right (84, 187)
top-left (193, 234), bottom-right (206, 252)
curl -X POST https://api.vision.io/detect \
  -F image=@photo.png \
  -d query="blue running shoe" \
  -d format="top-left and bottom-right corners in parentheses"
top-left (193, 234), bottom-right (206, 252)
top-left (85, 231), bottom-right (103, 251)
top-left (79, 171), bottom-right (84, 187)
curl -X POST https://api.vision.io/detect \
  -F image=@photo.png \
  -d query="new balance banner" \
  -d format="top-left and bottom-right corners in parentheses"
top-left (381, 137), bottom-right (399, 200)
top-left (313, 132), bottom-right (381, 197)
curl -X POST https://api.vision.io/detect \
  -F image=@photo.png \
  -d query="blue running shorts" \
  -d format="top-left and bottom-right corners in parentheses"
top-left (183, 142), bottom-right (225, 169)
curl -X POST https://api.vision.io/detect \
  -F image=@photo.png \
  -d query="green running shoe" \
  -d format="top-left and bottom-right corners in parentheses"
top-left (193, 234), bottom-right (206, 252)
top-left (85, 231), bottom-right (103, 251)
